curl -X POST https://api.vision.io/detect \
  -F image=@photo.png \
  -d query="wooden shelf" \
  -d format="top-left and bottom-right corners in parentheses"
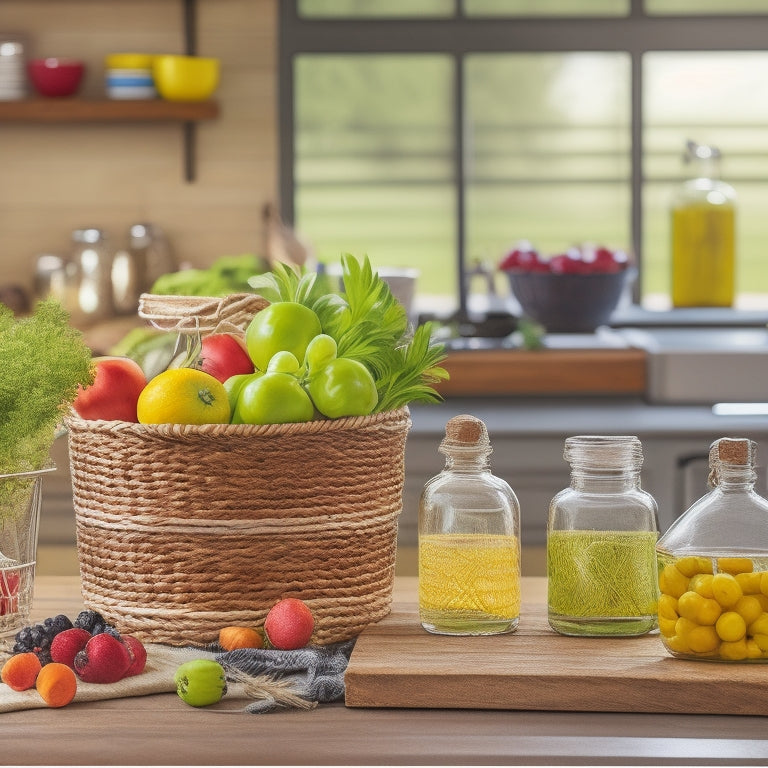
top-left (0, 98), bottom-right (219, 123)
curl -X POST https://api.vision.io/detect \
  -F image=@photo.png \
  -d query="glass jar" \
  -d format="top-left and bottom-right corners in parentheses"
top-left (547, 435), bottom-right (659, 637)
top-left (656, 437), bottom-right (768, 662)
top-left (418, 414), bottom-right (520, 636)
top-left (70, 228), bottom-right (114, 325)
top-left (671, 140), bottom-right (736, 308)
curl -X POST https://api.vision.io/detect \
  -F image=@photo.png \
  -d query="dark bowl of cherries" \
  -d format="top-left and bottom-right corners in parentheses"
top-left (499, 243), bottom-right (635, 333)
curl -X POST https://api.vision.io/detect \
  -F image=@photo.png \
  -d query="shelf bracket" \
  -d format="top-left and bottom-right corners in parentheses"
top-left (182, 0), bottom-right (197, 181)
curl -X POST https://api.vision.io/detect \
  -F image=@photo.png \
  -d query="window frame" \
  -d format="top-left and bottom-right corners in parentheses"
top-left (278, 1), bottom-right (768, 319)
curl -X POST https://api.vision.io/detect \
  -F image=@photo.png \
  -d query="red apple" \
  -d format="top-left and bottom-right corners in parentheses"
top-left (199, 333), bottom-right (255, 383)
top-left (73, 356), bottom-right (147, 422)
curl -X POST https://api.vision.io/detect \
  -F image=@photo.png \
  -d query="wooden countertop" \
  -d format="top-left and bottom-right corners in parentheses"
top-left (438, 347), bottom-right (647, 397)
top-left (4, 574), bottom-right (768, 766)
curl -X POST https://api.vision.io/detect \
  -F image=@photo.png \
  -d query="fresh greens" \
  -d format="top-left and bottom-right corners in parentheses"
top-left (0, 300), bottom-right (93, 474)
top-left (150, 254), bottom-right (268, 297)
top-left (248, 255), bottom-right (448, 412)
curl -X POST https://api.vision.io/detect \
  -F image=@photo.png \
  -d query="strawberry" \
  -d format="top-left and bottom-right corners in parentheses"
top-left (50, 628), bottom-right (92, 669)
top-left (73, 633), bottom-right (132, 683)
top-left (264, 598), bottom-right (315, 650)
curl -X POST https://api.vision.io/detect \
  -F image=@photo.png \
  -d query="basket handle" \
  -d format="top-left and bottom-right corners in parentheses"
top-left (138, 293), bottom-right (270, 336)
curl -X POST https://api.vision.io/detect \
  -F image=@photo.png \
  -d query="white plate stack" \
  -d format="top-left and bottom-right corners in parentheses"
top-left (0, 39), bottom-right (26, 100)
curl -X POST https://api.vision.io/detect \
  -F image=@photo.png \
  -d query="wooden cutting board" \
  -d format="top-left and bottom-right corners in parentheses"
top-left (345, 601), bottom-right (768, 715)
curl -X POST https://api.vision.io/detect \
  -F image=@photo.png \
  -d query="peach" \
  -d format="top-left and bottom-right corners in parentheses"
top-left (199, 333), bottom-right (254, 383)
top-left (72, 356), bottom-right (146, 422)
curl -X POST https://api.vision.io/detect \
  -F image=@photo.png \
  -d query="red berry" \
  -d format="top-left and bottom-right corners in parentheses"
top-left (549, 252), bottom-right (588, 274)
top-left (50, 628), bottom-right (92, 669)
top-left (264, 598), bottom-right (315, 650)
top-left (122, 636), bottom-right (147, 677)
top-left (73, 633), bottom-right (132, 683)
top-left (499, 243), bottom-right (543, 272)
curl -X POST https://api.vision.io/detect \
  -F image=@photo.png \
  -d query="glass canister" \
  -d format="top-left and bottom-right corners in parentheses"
top-left (418, 414), bottom-right (521, 636)
top-left (671, 140), bottom-right (736, 308)
top-left (547, 435), bottom-right (659, 637)
top-left (70, 228), bottom-right (114, 325)
top-left (656, 437), bottom-right (768, 662)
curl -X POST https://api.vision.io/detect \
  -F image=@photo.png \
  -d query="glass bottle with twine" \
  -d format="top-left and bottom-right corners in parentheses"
top-left (547, 435), bottom-right (659, 637)
top-left (656, 437), bottom-right (768, 662)
top-left (418, 414), bottom-right (521, 636)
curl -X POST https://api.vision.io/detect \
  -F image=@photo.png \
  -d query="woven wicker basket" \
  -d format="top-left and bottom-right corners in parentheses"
top-left (66, 408), bottom-right (411, 646)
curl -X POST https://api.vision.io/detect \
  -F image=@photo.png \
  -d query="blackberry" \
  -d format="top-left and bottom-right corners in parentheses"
top-left (74, 610), bottom-right (106, 633)
top-left (11, 614), bottom-right (76, 665)
top-left (48, 614), bottom-right (73, 635)
top-left (100, 624), bottom-right (122, 639)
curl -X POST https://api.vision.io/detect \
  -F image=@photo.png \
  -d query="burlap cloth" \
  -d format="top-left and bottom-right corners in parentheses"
top-left (0, 640), bottom-right (354, 713)
top-left (0, 644), bottom-right (203, 712)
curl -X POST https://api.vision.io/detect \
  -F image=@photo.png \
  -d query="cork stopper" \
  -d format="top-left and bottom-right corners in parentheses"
top-left (708, 437), bottom-right (756, 487)
top-left (440, 414), bottom-right (490, 453)
top-left (714, 437), bottom-right (750, 466)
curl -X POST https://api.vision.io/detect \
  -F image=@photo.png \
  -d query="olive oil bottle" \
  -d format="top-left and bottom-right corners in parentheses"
top-left (671, 140), bottom-right (736, 308)
top-left (418, 415), bottom-right (521, 636)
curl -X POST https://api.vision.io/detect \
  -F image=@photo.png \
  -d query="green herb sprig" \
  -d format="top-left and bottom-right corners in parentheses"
top-left (0, 300), bottom-right (94, 475)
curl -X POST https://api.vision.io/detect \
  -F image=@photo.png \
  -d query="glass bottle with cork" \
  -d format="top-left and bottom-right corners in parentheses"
top-left (671, 139), bottom-right (736, 308)
top-left (547, 435), bottom-right (659, 637)
top-left (656, 437), bottom-right (768, 662)
top-left (418, 414), bottom-right (520, 636)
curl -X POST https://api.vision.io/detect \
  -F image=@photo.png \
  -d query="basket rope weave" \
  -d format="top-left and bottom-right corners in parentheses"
top-left (67, 408), bottom-right (411, 646)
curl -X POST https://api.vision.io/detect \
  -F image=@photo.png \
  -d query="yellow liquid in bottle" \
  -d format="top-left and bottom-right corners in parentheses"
top-left (671, 202), bottom-right (735, 307)
top-left (419, 532), bottom-right (520, 635)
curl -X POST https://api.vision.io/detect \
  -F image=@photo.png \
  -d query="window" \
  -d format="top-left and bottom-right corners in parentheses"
top-left (279, 2), bottom-right (768, 321)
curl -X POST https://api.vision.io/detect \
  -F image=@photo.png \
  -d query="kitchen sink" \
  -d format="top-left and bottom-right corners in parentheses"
top-left (617, 326), bottom-right (768, 404)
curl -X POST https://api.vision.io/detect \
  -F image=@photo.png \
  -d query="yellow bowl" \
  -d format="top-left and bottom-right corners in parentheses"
top-left (152, 55), bottom-right (220, 102)
top-left (105, 53), bottom-right (155, 70)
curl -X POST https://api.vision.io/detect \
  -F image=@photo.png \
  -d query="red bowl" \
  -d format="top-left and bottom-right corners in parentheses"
top-left (27, 58), bottom-right (85, 98)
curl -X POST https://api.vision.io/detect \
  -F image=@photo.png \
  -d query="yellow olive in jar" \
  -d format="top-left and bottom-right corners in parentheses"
top-left (717, 557), bottom-right (753, 575)
top-left (749, 613), bottom-right (768, 635)
top-left (658, 593), bottom-right (679, 621)
top-left (676, 591), bottom-right (703, 621)
top-left (736, 571), bottom-right (763, 594)
top-left (658, 616), bottom-right (678, 637)
top-left (676, 556), bottom-right (713, 577)
top-left (659, 564), bottom-right (690, 599)
top-left (712, 573), bottom-right (743, 608)
top-left (689, 573), bottom-right (715, 599)
top-left (746, 639), bottom-right (763, 659)
top-left (687, 624), bottom-right (720, 654)
top-left (716, 611), bottom-right (747, 642)
top-left (696, 597), bottom-right (723, 626)
top-left (756, 594), bottom-right (768, 611)
top-left (719, 638), bottom-right (749, 660)
top-left (665, 634), bottom-right (691, 654)
top-left (751, 633), bottom-right (768, 652)
top-left (735, 595), bottom-right (763, 627)
top-left (760, 571), bottom-right (768, 598)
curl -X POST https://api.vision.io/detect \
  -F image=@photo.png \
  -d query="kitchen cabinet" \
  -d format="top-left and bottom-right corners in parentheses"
top-left (1, 0), bottom-right (218, 181)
